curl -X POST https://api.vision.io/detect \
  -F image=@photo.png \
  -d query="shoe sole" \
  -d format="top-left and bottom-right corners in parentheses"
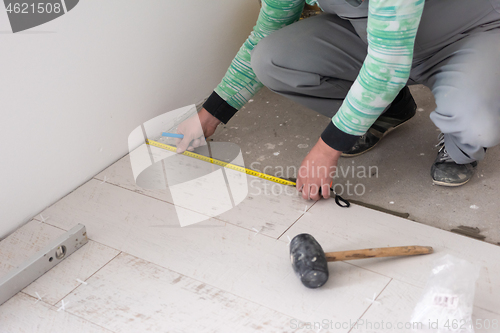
top-left (432, 178), bottom-right (471, 187)
top-left (340, 116), bottom-right (414, 158)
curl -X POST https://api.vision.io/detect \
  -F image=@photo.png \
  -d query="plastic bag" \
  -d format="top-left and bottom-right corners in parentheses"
top-left (411, 254), bottom-right (480, 333)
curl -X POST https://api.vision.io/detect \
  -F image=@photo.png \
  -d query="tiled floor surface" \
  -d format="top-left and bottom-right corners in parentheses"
top-left (1, 145), bottom-right (499, 332)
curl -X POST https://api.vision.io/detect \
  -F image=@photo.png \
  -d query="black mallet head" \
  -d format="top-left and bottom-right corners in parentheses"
top-left (290, 233), bottom-right (329, 288)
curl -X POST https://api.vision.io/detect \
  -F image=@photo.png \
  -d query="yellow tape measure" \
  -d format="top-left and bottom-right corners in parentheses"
top-left (145, 139), bottom-right (350, 207)
top-left (146, 139), bottom-right (296, 186)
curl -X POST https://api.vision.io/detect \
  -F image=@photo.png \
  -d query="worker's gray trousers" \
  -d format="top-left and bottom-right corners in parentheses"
top-left (250, 0), bottom-right (500, 164)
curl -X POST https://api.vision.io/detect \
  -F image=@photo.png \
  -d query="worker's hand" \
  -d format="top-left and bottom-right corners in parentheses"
top-left (297, 138), bottom-right (341, 201)
top-left (175, 108), bottom-right (221, 153)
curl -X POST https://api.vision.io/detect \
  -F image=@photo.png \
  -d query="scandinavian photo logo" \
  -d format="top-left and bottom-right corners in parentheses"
top-left (128, 105), bottom-right (248, 227)
top-left (3, 0), bottom-right (79, 33)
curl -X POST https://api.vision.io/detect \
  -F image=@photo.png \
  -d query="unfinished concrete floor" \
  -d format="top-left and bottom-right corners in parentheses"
top-left (210, 85), bottom-right (500, 246)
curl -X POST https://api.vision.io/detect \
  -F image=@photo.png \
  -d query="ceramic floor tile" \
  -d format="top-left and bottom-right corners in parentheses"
top-left (0, 220), bottom-right (64, 276)
top-left (0, 292), bottom-right (113, 333)
top-left (95, 154), bottom-right (172, 202)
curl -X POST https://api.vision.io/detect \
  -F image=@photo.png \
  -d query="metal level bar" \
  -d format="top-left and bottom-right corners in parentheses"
top-left (0, 224), bottom-right (88, 306)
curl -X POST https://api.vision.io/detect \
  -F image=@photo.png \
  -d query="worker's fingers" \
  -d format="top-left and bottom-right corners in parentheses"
top-left (296, 178), bottom-right (303, 193)
top-left (191, 138), bottom-right (200, 148)
top-left (301, 183), bottom-right (310, 200)
top-left (297, 165), bottom-right (308, 193)
top-left (321, 182), bottom-right (330, 200)
top-left (309, 183), bottom-right (321, 201)
top-left (192, 138), bottom-right (207, 149)
top-left (175, 127), bottom-right (185, 147)
top-left (176, 136), bottom-right (193, 154)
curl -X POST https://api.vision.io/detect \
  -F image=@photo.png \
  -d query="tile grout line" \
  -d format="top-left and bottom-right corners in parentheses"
top-left (24, 219), bottom-right (127, 266)
top-left (472, 305), bottom-right (500, 316)
top-left (35, 214), bottom-right (277, 246)
top-left (342, 261), bottom-right (420, 286)
top-left (51, 251), bottom-right (123, 307)
top-left (348, 278), bottom-right (393, 333)
top-left (33, 219), bottom-right (278, 259)
top-left (18, 291), bottom-right (117, 333)
top-left (32, 219), bottom-right (67, 231)
top-left (275, 200), bottom-right (319, 241)
top-left (343, 260), bottom-right (430, 290)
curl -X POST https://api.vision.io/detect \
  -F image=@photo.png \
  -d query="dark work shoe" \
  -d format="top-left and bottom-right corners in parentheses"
top-left (342, 86), bottom-right (417, 157)
top-left (431, 134), bottom-right (477, 187)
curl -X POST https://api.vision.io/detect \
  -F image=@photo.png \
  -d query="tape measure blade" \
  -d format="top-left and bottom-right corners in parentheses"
top-left (146, 139), bottom-right (296, 187)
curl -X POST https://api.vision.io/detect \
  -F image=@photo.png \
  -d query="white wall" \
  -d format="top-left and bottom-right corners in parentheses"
top-left (0, 0), bottom-right (260, 239)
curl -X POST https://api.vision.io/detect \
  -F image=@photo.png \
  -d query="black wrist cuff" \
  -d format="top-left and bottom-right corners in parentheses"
top-left (203, 91), bottom-right (238, 124)
top-left (320, 121), bottom-right (361, 152)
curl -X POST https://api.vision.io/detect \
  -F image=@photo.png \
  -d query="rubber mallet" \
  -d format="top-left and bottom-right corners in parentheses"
top-left (290, 233), bottom-right (433, 288)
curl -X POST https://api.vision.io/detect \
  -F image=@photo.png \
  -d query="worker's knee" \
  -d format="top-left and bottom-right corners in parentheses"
top-left (460, 106), bottom-right (500, 148)
top-left (433, 91), bottom-right (500, 149)
top-left (250, 36), bottom-right (284, 89)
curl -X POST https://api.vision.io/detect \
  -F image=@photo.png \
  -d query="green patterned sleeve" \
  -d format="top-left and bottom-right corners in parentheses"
top-left (204, 0), bottom-right (306, 123)
top-left (322, 0), bottom-right (425, 150)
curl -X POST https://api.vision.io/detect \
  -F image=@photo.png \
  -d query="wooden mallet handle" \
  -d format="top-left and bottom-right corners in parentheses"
top-left (325, 246), bottom-right (433, 262)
